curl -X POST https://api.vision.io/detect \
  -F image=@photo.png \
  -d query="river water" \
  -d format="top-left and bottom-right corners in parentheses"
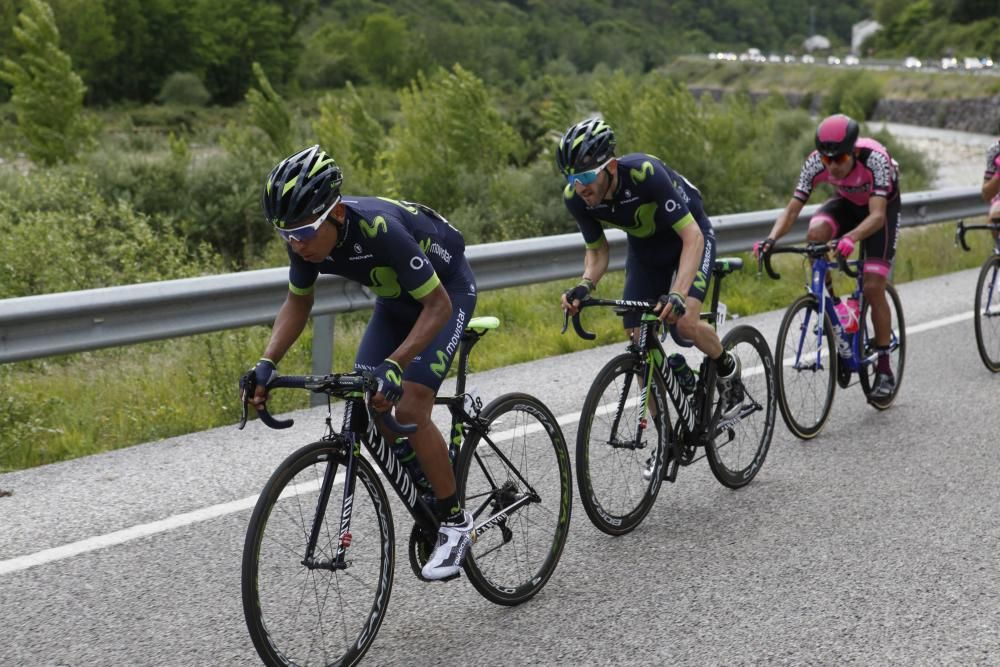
top-left (875, 121), bottom-right (994, 189)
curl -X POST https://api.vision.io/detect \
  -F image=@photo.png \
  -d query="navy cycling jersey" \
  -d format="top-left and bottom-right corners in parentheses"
top-left (287, 196), bottom-right (467, 303)
top-left (563, 153), bottom-right (714, 260)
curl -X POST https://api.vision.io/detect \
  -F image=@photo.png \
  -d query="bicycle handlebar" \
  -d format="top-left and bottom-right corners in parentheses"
top-left (758, 242), bottom-right (859, 280)
top-left (238, 372), bottom-right (418, 434)
top-left (954, 220), bottom-right (1000, 252)
top-left (561, 298), bottom-right (658, 341)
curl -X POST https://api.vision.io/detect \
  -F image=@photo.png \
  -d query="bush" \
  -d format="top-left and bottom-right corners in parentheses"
top-left (156, 72), bottom-right (212, 107)
top-left (822, 71), bottom-right (883, 120)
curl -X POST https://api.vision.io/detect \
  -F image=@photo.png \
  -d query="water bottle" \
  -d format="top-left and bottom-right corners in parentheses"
top-left (844, 297), bottom-right (860, 334)
top-left (391, 438), bottom-right (431, 491)
top-left (667, 353), bottom-right (697, 395)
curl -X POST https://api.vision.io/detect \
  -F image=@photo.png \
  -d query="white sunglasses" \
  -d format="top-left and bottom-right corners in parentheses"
top-left (275, 197), bottom-right (340, 242)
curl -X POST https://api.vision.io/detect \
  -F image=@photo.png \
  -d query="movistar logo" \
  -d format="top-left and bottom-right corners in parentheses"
top-left (693, 270), bottom-right (707, 293)
top-left (360, 216), bottom-right (387, 238)
top-left (430, 350), bottom-right (449, 378)
top-left (630, 161), bottom-right (655, 183)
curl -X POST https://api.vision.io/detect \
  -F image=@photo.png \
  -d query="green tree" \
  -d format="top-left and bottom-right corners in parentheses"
top-left (386, 64), bottom-right (522, 212)
top-left (246, 62), bottom-right (293, 155)
top-left (47, 0), bottom-right (118, 101)
top-left (0, 0), bottom-right (92, 165)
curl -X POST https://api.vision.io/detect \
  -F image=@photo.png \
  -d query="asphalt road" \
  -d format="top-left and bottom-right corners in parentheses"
top-left (2, 264), bottom-right (999, 666)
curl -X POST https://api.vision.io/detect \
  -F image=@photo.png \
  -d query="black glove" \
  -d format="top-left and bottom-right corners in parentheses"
top-left (564, 278), bottom-right (594, 304)
top-left (240, 358), bottom-right (277, 401)
top-left (372, 358), bottom-right (404, 403)
top-left (657, 292), bottom-right (686, 318)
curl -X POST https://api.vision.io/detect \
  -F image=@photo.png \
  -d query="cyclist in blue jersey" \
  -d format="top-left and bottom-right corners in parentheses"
top-left (243, 145), bottom-right (476, 580)
top-left (556, 117), bottom-right (743, 478)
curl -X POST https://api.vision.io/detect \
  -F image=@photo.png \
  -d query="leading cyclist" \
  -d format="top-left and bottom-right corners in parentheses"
top-left (242, 145), bottom-right (476, 580)
top-left (555, 117), bottom-right (744, 479)
top-left (756, 114), bottom-right (901, 401)
top-left (981, 123), bottom-right (1000, 233)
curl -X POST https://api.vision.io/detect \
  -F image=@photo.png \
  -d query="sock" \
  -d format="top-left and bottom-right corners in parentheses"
top-left (876, 347), bottom-right (892, 374)
top-left (435, 493), bottom-right (462, 523)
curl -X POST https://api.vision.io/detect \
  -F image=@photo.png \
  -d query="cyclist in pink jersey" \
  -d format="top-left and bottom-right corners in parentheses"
top-left (755, 114), bottom-right (901, 400)
top-left (980, 127), bottom-right (1000, 231)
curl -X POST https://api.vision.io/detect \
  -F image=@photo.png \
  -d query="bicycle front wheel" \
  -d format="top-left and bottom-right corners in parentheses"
top-left (974, 254), bottom-right (1000, 372)
top-left (858, 283), bottom-right (906, 409)
top-left (775, 295), bottom-right (837, 439)
top-left (707, 324), bottom-right (776, 488)
top-left (242, 442), bottom-right (394, 667)
top-left (576, 352), bottom-right (669, 536)
top-left (456, 393), bottom-right (572, 606)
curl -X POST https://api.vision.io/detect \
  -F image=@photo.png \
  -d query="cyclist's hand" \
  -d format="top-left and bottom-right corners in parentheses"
top-left (371, 358), bottom-right (404, 411)
top-left (654, 292), bottom-right (686, 323)
top-left (240, 358), bottom-right (277, 411)
top-left (752, 237), bottom-right (774, 259)
top-left (561, 279), bottom-right (593, 316)
top-left (836, 236), bottom-right (856, 258)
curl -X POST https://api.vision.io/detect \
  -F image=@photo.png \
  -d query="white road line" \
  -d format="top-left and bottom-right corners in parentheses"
top-left (0, 308), bottom-right (979, 576)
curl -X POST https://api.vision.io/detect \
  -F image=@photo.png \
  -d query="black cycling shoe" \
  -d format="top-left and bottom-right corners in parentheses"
top-left (868, 372), bottom-right (895, 402)
top-left (836, 358), bottom-right (851, 388)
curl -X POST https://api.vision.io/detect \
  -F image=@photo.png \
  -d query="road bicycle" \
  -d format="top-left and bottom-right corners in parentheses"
top-left (564, 257), bottom-right (776, 536)
top-left (238, 316), bottom-right (571, 666)
top-left (956, 219), bottom-right (1000, 372)
top-left (760, 243), bottom-right (906, 440)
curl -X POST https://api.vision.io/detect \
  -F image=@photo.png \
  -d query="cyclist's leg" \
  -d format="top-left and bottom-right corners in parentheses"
top-left (808, 198), bottom-right (844, 297)
top-left (677, 231), bottom-right (722, 359)
top-left (860, 195), bottom-right (900, 376)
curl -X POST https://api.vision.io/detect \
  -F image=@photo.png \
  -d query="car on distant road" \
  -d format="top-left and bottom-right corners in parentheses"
top-left (801, 54), bottom-right (815, 64)
top-left (941, 57), bottom-right (959, 70)
top-left (963, 57), bottom-right (983, 70)
top-left (768, 53), bottom-right (782, 63)
top-left (783, 54), bottom-right (797, 63)
top-left (982, 57), bottom-right (995, 68)
top-left (827, 55), bottom-right (841, 65)
top-left (904, 56), bottom-right (922, 69)
top-left (844, 54), bottom-right (860, 66)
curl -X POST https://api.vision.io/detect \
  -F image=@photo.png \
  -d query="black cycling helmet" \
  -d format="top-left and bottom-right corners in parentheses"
top-left (815, 114), bottom-right (860, 157)
top-left (556, 117), bottom-right (616, 175)
top-left (261, 145), bottom-right (343, 229)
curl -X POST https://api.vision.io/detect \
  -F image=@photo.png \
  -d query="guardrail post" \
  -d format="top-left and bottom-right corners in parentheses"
top-left (310, 314), bottom-right (335, 406)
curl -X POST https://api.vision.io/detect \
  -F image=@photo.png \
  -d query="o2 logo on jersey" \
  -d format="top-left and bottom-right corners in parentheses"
top-left (663, 199), bottom-right (680, 213)
top-left (409, 256), bottom-right (427, 271)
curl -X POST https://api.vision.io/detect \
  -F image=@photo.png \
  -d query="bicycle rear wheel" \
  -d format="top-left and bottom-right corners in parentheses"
top-left (707, 324), bottom-right (776, 488)
top-left (576, 352), bottom-right (669, 536)
top-left (242, 441), bottom-right (394, 667)
top-left (456, 393), bottom-right (571, 605)
top-left (775, 294), bottom-right (837, 439)
top-left (974, 254), bottom-right (1000, 372)
top-left (858, 283), bottom-right (906, 409)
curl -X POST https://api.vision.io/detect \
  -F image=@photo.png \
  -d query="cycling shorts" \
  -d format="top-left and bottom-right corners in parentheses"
top-left (355, 256), bottom-right (477, 392)
top-left (808, 195), bottom-right (900, 278)
top-left (621, 232), bottom-right (716, 329)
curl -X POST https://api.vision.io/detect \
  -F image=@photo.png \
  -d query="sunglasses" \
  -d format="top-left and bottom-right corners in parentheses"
top-left (566, 158), bottom-right (613, 186)
top-left (274, 197), bottom-right (339, 243)
top-left (820, 152), bottom-right (853, 167)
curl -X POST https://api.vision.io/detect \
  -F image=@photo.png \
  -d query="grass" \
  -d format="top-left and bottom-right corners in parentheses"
top-left (1, 218), bottom-right (996, 472)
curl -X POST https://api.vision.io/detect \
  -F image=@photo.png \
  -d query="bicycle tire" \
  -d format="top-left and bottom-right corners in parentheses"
top-left (242, 441), bottom-right (394, 667)
top-left (706, 324), bottom-right (776, 488)
top-left (455, 392), bottom-right (572, 605)
top-left (576, 352), bottom-right (669, 536)
top-left (774, 295), bottom-right (837, 439)
top-left (858, 283), bottom-right (906, 409)
top-left (974, 254), bottom-right (1000, 372)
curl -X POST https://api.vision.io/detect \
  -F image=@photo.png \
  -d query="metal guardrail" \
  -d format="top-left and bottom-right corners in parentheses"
top-left (0, 187), bottom-right (985, 370)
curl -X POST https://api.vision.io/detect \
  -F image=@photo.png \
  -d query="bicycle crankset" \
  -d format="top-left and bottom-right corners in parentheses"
top-left (407, 524), bottom-right (437, 582)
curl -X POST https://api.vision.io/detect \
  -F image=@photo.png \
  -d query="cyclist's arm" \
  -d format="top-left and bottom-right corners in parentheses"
top-left (668, 223), bottom-right (704, 296)
top-left (766, 197), bottom-right (806, 241)
top-left (582, 239), bottom-right (610, 286)
top-left (845, 195), bottom-right (887, 243)
top-left (262, 291), bottom-right (315, 364)
top-left (386, 283), bottom-right (452, 369)
top-left (983, 173), bottom-right (1000, 202)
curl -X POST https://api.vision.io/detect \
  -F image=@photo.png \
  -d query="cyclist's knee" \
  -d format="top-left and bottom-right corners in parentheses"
top-left (676, 310), bottom-right (700, 340)
top-left (395, 382), bottom-right (435, 426)
top-left (806, 220), bottom-right (834, 243)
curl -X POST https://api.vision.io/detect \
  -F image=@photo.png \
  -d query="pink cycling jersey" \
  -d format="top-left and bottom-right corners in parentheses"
top-left (984, 140), bottom-right (1000, 207)
top-left (794, 137), bottom-right (898, 207)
